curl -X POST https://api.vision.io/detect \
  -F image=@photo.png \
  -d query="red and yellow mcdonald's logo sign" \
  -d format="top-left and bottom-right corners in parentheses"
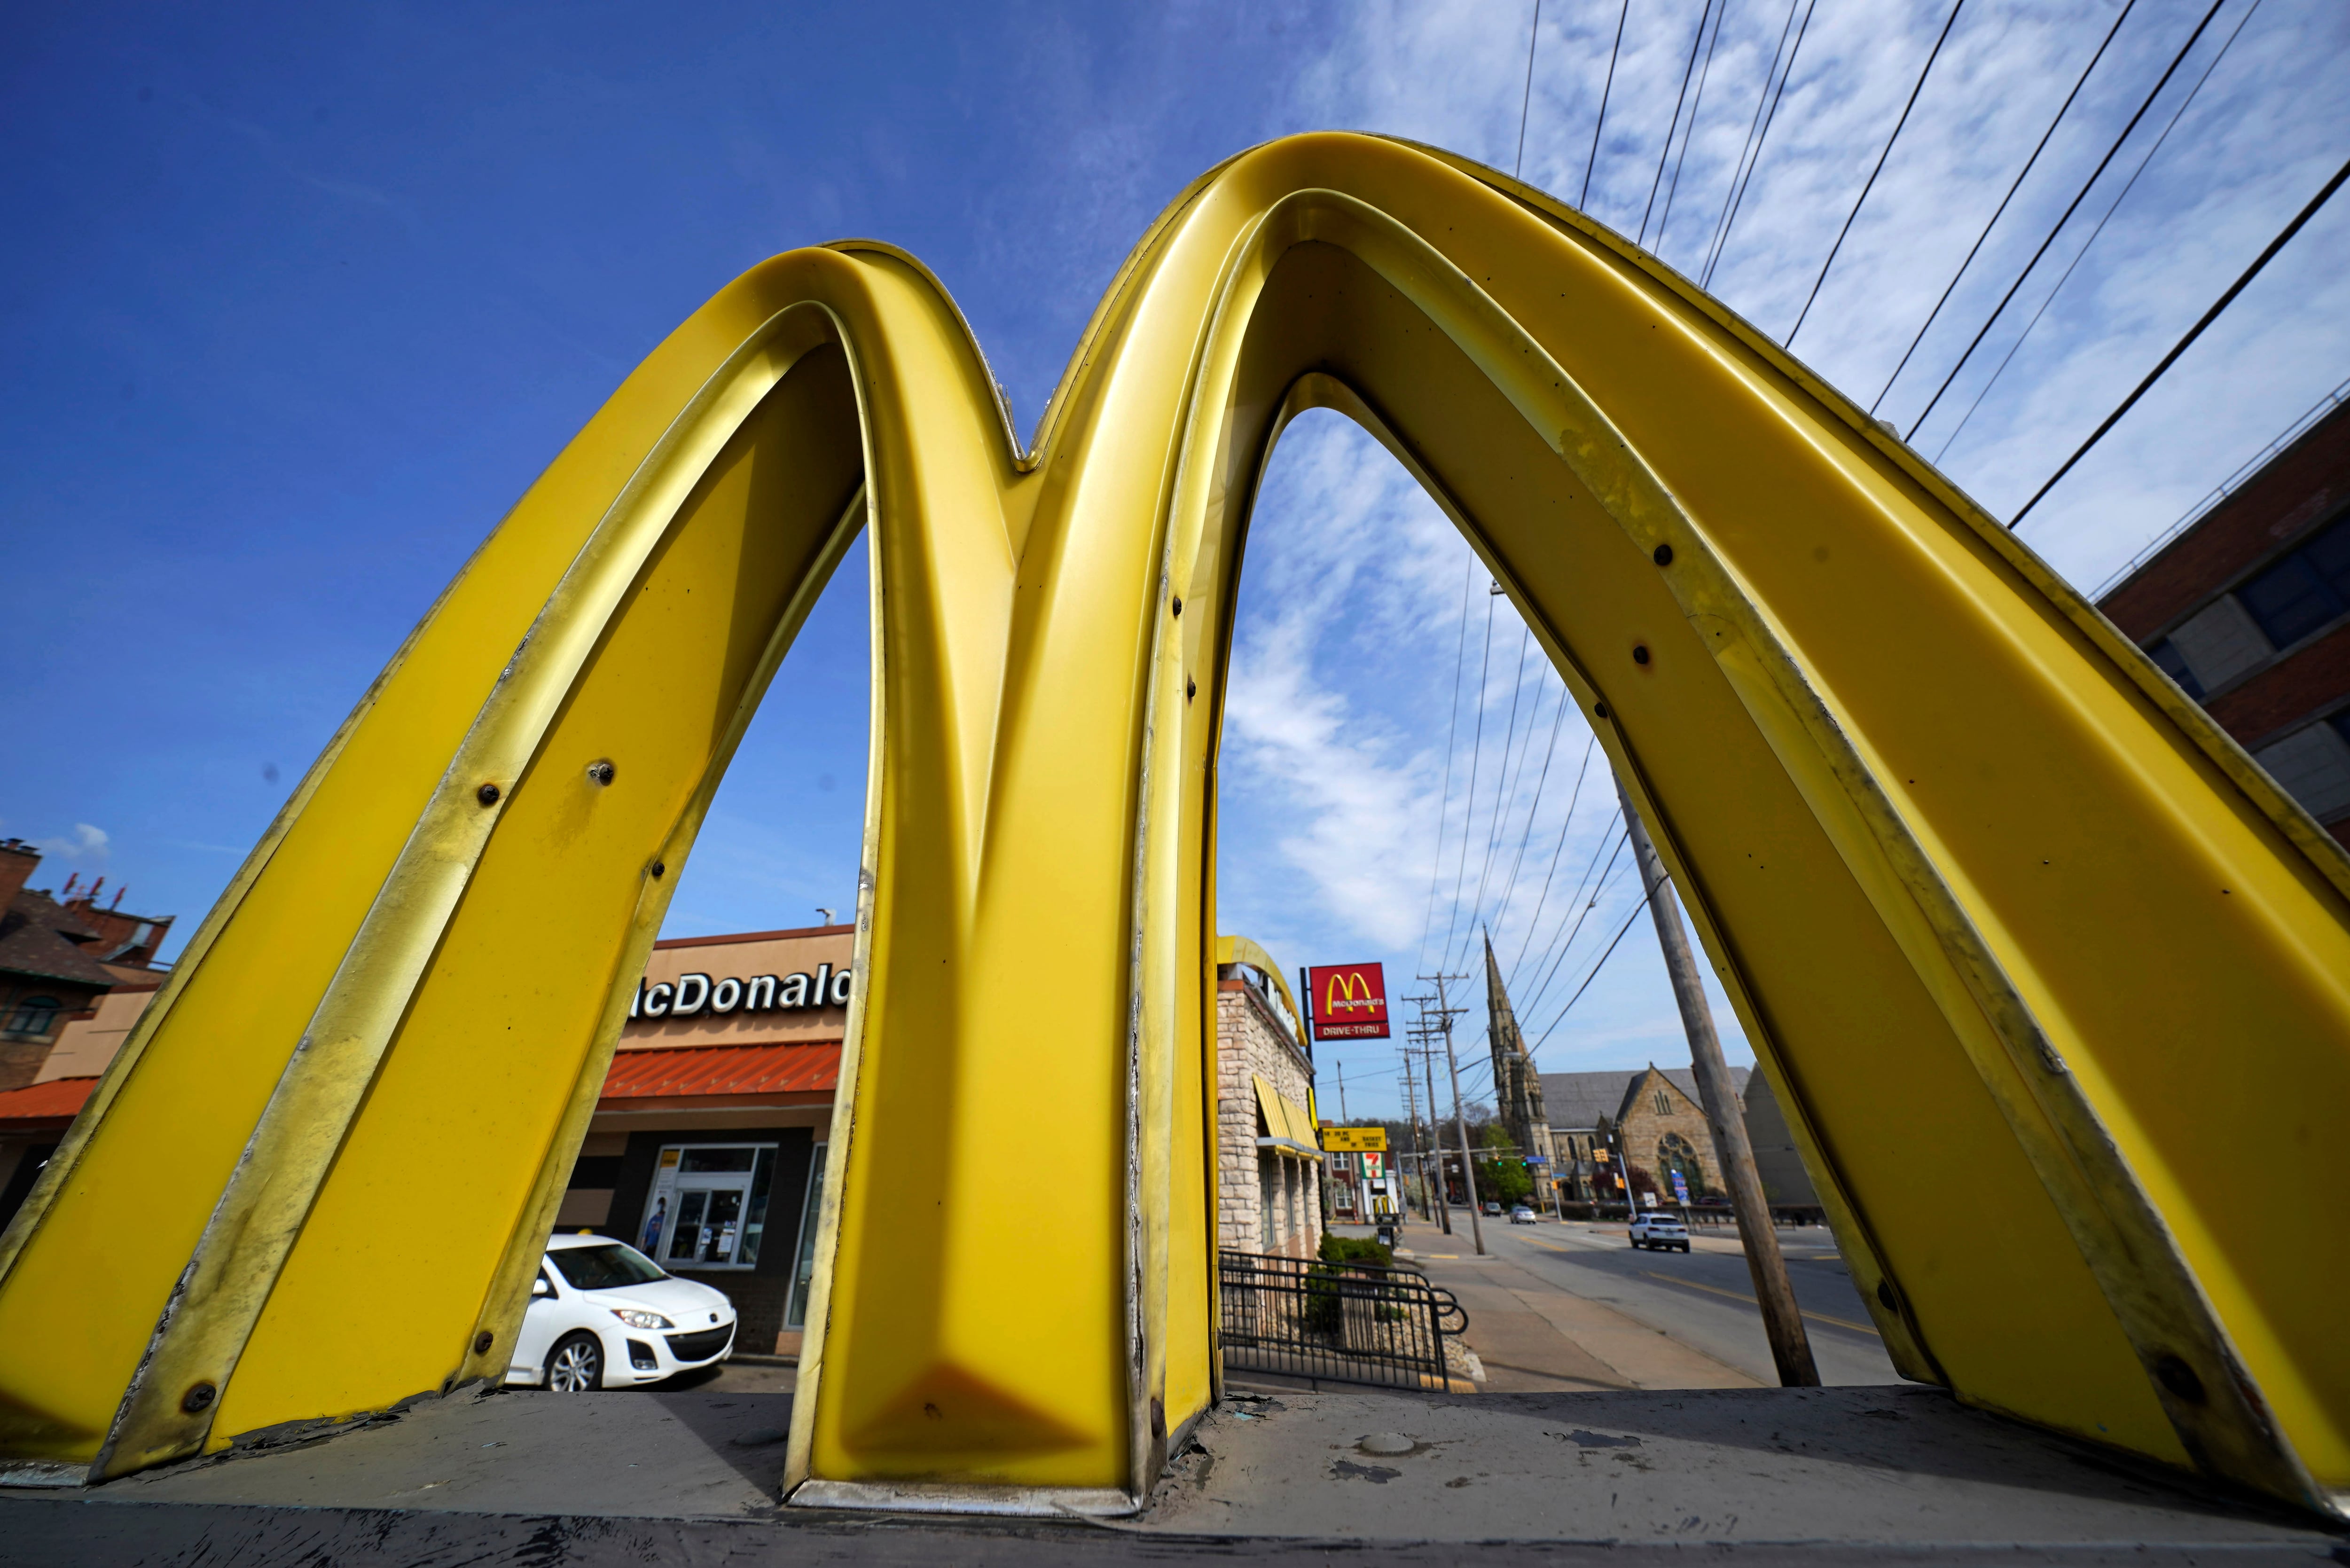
top-left (1306, 962), bottom-right (1389, 1041)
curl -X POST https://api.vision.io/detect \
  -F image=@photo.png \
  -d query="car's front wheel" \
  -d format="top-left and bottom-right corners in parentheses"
top-left (545, 1331), bottom-right (604, 1392)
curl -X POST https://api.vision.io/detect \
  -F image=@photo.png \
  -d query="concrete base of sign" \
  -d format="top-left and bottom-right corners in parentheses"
top-left (5, 1381), bottom-right (2337, 1563)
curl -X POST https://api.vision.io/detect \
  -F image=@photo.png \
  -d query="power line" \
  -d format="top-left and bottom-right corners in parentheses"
top-left (1706, 0), bottom-right (1818, 290)
top-left (1456, 627), bottom-right (1535, 969)
top-left (1786, 0), bottom-right (1969, 348)
top-left (1655, 0), bottom-right (1731, 256)
top-left (1514, 816), bottom-right (1628, 1004)
top-left (1700, 0), bottom-right (1806, 287)
top-left (1509, 736), bottom-right (1597, 974)
top-left (1485, 691), bottom-right (1573, 944)
top-left (1905, 0), bottom-right (2227, 439)
top-left (1527, 895), bottom-right (1653, 1055)
top-left (1514, 825), bottom-right (1632, 1023)
top-left (1528, 860), bottom-right (1665, 1057)
top-left (1582, 0), bottom-right (1631, 209)
top-left (1641, 0), bottom-right (1720, 248)
top-left (1459, 641), bottom-right (1555, 972)
top-left (1869, 0), bottom-right (2139, 415)
top-left (1438, 589), bottom-right (1499, 965)
top-left (1514, 0), bottom-right (1545, 180)
top-left (2009, 151), bottom-right (2350, 529)
top-left (1932, 0), bottom-right (2263, 465)
top-left (1416, 564), bottom-right (1476, 973)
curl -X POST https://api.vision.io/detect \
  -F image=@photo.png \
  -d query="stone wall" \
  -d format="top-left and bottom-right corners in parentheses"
top-left (1215, 973), bottom-right (1321, 1260)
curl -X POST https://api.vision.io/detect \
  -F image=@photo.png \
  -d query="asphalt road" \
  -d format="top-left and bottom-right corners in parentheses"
top-left (1404, 1212), bottom-right (1902, 1387)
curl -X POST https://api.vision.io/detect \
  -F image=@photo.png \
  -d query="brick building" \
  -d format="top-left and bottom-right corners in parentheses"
top-left (2097, 395), bottom-right (2350, 843)
top-left (1213, 936), bottom-right (1321, 1260)
top-left (0, 842), bottom-right (170, 1092)
top-left (0, 841), bottom-right (175, 1225)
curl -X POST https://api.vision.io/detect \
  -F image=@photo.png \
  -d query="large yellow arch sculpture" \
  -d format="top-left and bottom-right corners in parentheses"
top-left (0, 133), bottom-right (2344, 1518)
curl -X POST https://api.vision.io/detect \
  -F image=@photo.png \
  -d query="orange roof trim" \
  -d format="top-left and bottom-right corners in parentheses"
top-left (0, 1076), bottom-right (98, 1129)
top-left (597, 1041), bottom-right (841, 1102)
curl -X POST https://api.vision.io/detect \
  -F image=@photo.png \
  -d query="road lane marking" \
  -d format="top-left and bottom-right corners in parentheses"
top-left (1638, 1271), bottom-right (1877, 1334)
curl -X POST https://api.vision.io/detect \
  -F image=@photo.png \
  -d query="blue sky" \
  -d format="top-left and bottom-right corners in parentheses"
top-left (6, 0), bottom-right (2346, 1119)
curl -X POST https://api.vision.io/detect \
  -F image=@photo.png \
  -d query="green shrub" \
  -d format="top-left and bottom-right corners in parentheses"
top-left (1306, 1235), bottom-right (1395, 1336)
top-left (1318, 1233), bottom-right (1393, 1268)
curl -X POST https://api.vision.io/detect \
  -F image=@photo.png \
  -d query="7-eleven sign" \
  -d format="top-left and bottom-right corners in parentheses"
top-left (1307, 963), bottom-right (1390, 1041)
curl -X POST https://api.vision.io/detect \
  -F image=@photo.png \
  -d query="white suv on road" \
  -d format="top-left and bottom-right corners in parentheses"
top-left (1629, 1210), bottom-right (1692, 1253)
top-left (508, 1233), bottom-right (739, 1391)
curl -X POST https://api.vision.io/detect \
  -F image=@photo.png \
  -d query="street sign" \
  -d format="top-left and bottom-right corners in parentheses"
top-left (1306, 962), bottom-right (1390, 1040)
top-left (1319, 1125), bottom-right (1387, 1152)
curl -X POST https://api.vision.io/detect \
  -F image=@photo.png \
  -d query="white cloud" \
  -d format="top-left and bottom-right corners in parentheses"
top-left (35, 823), bottom-right (110, 864)
top-left (1292, 0), bottom-right (2350, 587)
top-left (1214, 413), bottom-right (1750, 1118)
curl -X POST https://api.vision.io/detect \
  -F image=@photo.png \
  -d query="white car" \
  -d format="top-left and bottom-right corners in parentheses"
top-left (508, 1233), bottom-right (739, 1391)
top-left (1629, 1211), bottom-right (1692, 1252)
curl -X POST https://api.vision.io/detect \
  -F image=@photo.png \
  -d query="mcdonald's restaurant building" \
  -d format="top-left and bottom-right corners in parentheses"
top-left (1, 917), bottom-right (1318, 1358)
top-left (558, 921), bottom-right (856, 1358)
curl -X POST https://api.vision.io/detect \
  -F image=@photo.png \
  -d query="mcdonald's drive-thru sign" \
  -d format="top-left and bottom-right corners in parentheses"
top-left (1307, 962), bottom-right (1390, 1041)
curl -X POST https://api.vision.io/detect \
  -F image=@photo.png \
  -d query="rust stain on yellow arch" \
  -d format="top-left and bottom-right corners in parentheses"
top-left (0, 133), bottom-right (2342, 1519)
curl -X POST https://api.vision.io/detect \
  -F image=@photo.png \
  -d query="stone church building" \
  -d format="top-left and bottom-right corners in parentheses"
top-left (1541, 1063), bottom-right (1752, 1207)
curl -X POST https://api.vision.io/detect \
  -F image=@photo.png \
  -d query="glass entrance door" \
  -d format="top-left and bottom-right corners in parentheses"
top-left (642, 1142), bottom-right (779, 1271)
top-left (664, 1148), bottom-right (759, 1267)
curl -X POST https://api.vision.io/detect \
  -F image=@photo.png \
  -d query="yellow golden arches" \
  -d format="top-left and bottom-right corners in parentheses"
top-left (1214, 934), bottom-right (1302, 1036)
top-left (0, 133), bottom-right (2341, 1521)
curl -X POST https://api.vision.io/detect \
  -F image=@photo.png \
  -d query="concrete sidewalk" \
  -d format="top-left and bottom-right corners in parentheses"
top-left (1409, 1246), bottom-right (1760, 1392)
top-left (7, 1380), bottom-right (2336, 1563)
top-left (1387, 1224), bottom-right (1766, 1393)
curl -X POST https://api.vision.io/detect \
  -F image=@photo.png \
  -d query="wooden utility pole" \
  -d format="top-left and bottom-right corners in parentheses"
top-left (1613, 773), bottom-right (1819, 1388)
top-left (1402, 1021), bottom-right (1454, 1235)
top-left (1399, 1066), bottom-right (1428, 1223)
top-left (1424, 972), bottom-right (1486, 1257)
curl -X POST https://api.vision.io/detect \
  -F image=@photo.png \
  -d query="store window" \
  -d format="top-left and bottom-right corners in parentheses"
top-left (787, 1141), bottom-right (828, 1329)
top-left (2240, 514), bottom-right (2350, 650)
top-left (641, 1143), bottom-right (778, 1271)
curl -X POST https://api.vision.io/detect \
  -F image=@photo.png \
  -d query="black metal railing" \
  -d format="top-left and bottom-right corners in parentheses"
top-left (1218, 1249), bottom-right (1465, 1390)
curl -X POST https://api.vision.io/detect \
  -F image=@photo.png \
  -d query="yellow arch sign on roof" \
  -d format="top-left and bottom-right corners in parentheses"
top-left (1215, 933), bottom-right (1302, 1040)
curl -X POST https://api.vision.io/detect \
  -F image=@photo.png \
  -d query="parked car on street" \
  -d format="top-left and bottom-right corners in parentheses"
top-left (1629, 1211), bottom-right (1691, 1253)
top-left (1508, 1205), bottom-right (1537, 1224)
top-left (509, 1233), bottom-right (738, 1391)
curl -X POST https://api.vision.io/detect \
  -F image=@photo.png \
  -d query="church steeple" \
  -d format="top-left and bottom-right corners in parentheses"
top-left (1483, 931), bottom-right (1552, 1173)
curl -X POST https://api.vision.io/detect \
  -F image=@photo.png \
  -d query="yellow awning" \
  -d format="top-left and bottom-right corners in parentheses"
top-left (1252, 1073), bottom-right (1320, 1156)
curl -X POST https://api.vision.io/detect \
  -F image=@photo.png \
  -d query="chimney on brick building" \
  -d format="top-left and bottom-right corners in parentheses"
top-left (0, 841), bottom-right (39, 908)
